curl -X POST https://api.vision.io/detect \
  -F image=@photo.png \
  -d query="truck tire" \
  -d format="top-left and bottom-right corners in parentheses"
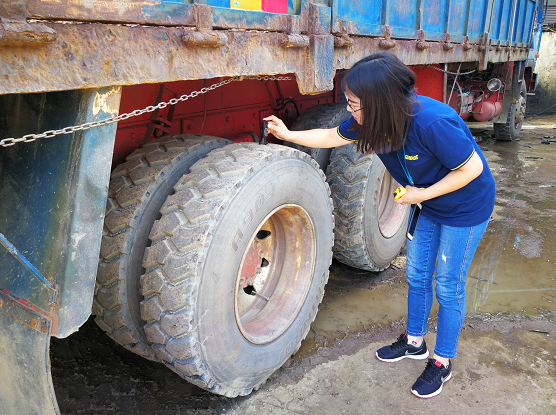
top-left (493, 82), bottom-right (527, 141)
top-left (287, 103), bottom-right (350, 171)
top-left (93, 135), bottom-right (230, 360)
top-left (326, 143), bottom-right (410, 271)
top-left (140, 143), bottom-right (334, 397)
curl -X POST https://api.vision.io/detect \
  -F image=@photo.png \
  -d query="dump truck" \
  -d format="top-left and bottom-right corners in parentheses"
top-left (0, 1), bottom-right (544, 413)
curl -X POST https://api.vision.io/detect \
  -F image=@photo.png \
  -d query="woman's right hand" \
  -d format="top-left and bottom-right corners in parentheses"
top-left (263, 115), bottom-right (349, 149)
top-left (264, 115), bottom-right (293, 142)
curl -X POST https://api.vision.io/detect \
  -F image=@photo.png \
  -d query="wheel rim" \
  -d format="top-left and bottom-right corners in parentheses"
top-left (514, 89), bottom-right (527, 128)
top-left (377, 170), bottom-right (408, 238)
top-left (234, 205), bottom-right (316, 344)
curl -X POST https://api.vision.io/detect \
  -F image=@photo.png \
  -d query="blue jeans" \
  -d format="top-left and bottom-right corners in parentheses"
top-left (405, 212), bottom-right (489, 359)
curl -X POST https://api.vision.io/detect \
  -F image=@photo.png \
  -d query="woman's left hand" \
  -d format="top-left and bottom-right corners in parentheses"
top-left (395, 152), bottom-right (484, 205)
top-left (394, 186), bottom-right (426, 205)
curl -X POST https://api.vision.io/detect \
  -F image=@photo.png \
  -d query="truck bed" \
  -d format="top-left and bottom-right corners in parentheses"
top-left (0, 0), bottom-right (538, 95)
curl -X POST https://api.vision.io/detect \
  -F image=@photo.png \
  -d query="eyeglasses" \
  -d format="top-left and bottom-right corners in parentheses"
top-left (347, 102), bottom-right (363, 112)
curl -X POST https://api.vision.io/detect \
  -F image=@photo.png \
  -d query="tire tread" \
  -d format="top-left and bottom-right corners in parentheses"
top-left (94, 135), bottom-right (230, 361)
top-left (326, 144), bottom-right (404, 271)
top-left (140, 143), bottom-right (333, 397)
top-left (286, 103), bottom-right (350, 171)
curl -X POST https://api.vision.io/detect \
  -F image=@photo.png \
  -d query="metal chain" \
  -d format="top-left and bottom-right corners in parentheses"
top-left (0, 75), bottom-right (294, 148)
top-left (425, 65), bottom-right (477, 76)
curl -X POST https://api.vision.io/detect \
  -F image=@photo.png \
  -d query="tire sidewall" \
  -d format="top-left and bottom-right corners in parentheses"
top-left (362, 156), bottom-right (409, 268)
top-left (195, 156), bottom-right (332, 387)
top-left (102, 137), bottom-right (228, 349)
top-left (124, 154), bottom-right (201, 336)
top-left (494, 82), bottom-right (527, 141)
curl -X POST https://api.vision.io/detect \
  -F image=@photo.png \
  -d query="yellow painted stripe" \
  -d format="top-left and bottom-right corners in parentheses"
top-left (231, 0), bottom-right (262, 11)
top-left (451, 150), bottom-right (475, 170)
top-left (337, 126), bottom-right (357, 142)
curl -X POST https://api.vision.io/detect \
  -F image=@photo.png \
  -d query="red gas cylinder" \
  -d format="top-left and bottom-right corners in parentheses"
top-left (472, 101), bottom-right (502, 122)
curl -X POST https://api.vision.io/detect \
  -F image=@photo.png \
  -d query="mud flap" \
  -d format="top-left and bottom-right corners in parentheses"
top-left (0, 292), bottom-right (59, 415)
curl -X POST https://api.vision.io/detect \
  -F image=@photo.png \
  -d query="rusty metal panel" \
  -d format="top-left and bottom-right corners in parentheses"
top-left (333, 35), bottom-right (529, 72)
top-left (0, 23), bottom-right (329, 95)
top-left (0, 1), bottom-right (541, 96)
top-left (3, 0), bottom-right (540, 44)
top-left (14, 1), bottom-right (197, 26)
top-left (0, 21), bottom-right (531, 96)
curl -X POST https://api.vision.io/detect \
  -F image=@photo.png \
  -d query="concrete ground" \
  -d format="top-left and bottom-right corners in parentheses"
top-left (226, 313), bottom-right (556, 415)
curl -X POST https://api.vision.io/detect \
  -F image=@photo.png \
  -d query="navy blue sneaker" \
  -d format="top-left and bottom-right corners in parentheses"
top-left (376, 333), bottom-right (429, 362)
top-left (411, 358), bottom-right (452, 398)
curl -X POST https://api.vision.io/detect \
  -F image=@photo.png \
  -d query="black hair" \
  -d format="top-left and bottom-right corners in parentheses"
top-left (342, 52), bottom-right (417, 154)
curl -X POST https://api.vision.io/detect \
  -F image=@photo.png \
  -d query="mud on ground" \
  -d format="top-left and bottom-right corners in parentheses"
top-left (51, 310), bottom-right (556, 414)
top-left (51, 116), bottom-right (556, 414)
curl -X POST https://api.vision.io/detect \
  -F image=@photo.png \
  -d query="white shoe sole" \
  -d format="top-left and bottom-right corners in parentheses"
top-left (375, 349), bottom-right (429, 362)
top-left (411, 371), bottom-right (452, 399)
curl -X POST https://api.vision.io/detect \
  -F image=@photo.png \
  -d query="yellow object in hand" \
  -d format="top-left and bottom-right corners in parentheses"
top-left (394, 187), bottom-right (406, 200)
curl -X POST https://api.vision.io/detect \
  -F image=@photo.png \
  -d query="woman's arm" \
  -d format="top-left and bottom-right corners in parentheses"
top-left (264, 115), bottom-right (351, 148)
top-left (396, 151), bottom-right (484, 205)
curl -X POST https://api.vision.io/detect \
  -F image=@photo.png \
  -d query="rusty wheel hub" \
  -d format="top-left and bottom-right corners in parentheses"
top-left (377, 171), bottom-right (407, 238)
top-left (515, 92), bottom-right (527, 128)
top-left (234, 205), bottom-right (316, 344)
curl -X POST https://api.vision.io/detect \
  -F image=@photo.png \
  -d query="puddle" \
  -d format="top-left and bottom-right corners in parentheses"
top-left (299, 115), bottom-right (556, 356)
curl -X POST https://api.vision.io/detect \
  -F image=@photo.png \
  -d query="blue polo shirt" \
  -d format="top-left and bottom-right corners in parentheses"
top-left (337, 95), bottom-right (495, 227)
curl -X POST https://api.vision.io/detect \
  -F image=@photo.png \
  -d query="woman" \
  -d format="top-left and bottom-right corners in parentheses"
top-left (264, 52), bottom-right (495, 399)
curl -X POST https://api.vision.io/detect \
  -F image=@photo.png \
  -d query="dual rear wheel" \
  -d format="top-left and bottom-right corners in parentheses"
top-left (140, 144), bottom-right (333, 396)
top-left (94, 104), bottom-right (408, 396)
top-left (95, 139), bottom-right (334, 396)
top-left (93, 135), bottom-right (231, 360)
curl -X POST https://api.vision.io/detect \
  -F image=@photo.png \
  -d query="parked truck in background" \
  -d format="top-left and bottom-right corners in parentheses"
top-left (0, 1), bottom-right (544, 413)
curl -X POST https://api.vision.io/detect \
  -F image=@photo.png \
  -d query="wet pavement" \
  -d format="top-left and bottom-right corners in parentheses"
top-left (50, 116), bottom-right (556, 414)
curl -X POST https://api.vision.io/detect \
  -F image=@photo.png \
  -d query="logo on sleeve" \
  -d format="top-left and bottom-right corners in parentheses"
top-left (405, 154), bottom-right (419, 161)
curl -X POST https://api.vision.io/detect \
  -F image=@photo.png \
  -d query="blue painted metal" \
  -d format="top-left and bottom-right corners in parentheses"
top-left (331, 0), bottom-right (384, 36)
top-left (0, 87), bottom-right (121, 337)
top-left (527, 0), bottom-right (543, 64)
top-left (0, 232), bottom-right (54, 291)
top-left (212, 7), bottom-right (289, 28)
top-left (207, 0), bottom-right (229, 7)
top-left (330, 0), bottom-right (537, 46)
top-left (490, 0), bottom-right (538, 45)
top-left (289, 0), bottom-right (301, 14)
